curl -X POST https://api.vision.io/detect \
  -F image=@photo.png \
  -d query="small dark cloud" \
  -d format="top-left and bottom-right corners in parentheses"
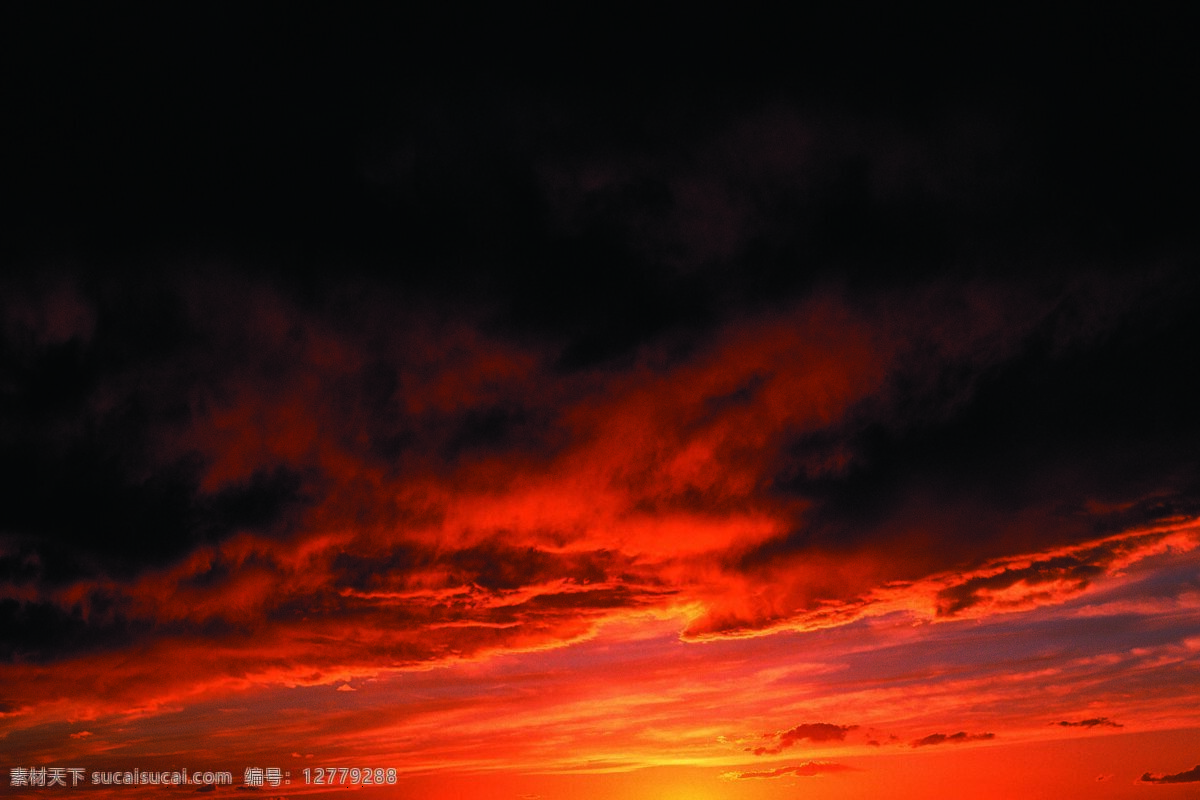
top-left (1139, 764), bottom-right (1200, 784)
top-left (750, 722), bottom-right (857, 755)
top-left (724, 761), bottom-right (856, 780)
top-left (911, 731), bottom-right (995, 747)
top-left (1054, 717), bottom-right (1122, 729)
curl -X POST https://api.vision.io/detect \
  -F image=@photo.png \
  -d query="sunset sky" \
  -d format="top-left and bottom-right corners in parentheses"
top-left (3, 9), bottom-right (1199, 799)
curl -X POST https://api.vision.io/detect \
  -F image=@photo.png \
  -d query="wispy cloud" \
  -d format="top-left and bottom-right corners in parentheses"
top-left (722, 761), bottom-right (856, 780)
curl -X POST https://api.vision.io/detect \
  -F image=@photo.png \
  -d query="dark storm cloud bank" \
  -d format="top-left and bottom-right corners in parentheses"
top-left (6, 9), bottom-right (1197, 360)
top-left (6, 9), bottom-right (1199, 409)
top-left (750, 271), bottom-right (1200, 570)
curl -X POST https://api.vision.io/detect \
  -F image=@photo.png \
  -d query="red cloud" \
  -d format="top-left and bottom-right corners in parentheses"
top-left (3, 275), bottom-right (1198, 750)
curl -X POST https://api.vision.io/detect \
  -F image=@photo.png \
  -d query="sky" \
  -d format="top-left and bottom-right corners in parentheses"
top-left (2, 9), bottom-right (1200, 800)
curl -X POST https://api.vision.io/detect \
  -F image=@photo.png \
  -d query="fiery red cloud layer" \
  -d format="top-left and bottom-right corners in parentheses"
top-left (5, 278), bottom-right (1187, 703)
top-left (3, 275), bottom-right (1199, 800)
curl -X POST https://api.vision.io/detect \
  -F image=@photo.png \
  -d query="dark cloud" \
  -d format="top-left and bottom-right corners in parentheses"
top-left (1139, 765), bottom-right (1200, 784)
top-left (911, 732), bottom-right (995, 748)
top-left (724, 761), bottom-right (856, 780)
top-left (1054, 717), bottom-right (1122, 729)
top-left (5, 8), bottom-right (1196, 334)
top-left (750, 723), bottom-right (857, 755)
top-left (0, 597), bottom-right (140, 662)
top-left (0, 278), bottom-right (327, 586)
top-left (759, 272), bottom-right (1200, 566)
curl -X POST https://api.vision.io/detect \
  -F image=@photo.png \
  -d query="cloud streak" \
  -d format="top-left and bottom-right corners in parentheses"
top-left (1055, 718), bottom-right (1122, 729)
top-left (722, 761), bottom-right (856, 780)
top-left (911, 732), bottom-right (995, 748)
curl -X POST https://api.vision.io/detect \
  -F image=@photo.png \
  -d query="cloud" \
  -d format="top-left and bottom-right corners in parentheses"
top-left (1139, 765), bottom-right (1200, 784)
top-left (911, 732), bottom-right (995, 748)
top-left (683, 522), bottom-right (1200, 640)
top-left (0, 23), bottom-right (1197, 795)
top-left (750, 722), bottom-right (858, 754)
top-left (3, 267), bottom-right (1200, 738)
top-left (723, 761), bottom-right (856, 780)
top-left (1054, 717), bottom-right (1121, 728)
top-left (935, 556), bottom-right (1104, 618)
